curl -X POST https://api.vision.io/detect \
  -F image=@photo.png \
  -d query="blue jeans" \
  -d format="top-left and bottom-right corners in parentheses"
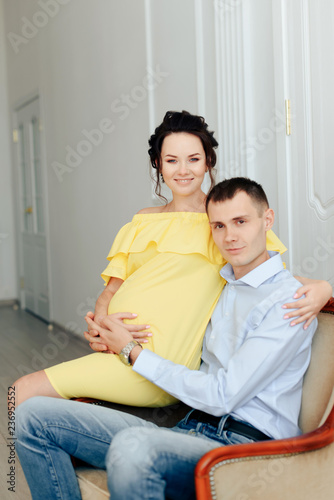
top-left (16, 397), bottom-right (258, 500)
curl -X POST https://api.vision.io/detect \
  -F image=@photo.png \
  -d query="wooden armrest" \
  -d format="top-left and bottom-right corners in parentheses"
top-left (322, 297), bottom-right (334, 314)
top-left (195, 404), bottom-right (334, 499)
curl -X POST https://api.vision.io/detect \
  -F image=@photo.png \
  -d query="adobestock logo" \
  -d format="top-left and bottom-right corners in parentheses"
top-left (240, 108), bottom-right (288, 162)
top-left (293, 235), bottom-right (334, 276)
top-left (7, 0), bottom-right (72, 54)
top-left (15, 330), bottom-right (69, 376)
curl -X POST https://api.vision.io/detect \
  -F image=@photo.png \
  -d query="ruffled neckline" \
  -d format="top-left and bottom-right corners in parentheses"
top-left (106, 211), bottom-right (222, 264)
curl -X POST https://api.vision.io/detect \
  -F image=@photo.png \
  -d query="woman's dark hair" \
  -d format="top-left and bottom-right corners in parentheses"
top-left (148, 110), bottom-right (219, 202)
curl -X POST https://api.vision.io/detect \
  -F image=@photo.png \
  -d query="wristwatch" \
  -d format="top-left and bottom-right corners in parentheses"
top-left (119, 340), bottom-right (142, 366)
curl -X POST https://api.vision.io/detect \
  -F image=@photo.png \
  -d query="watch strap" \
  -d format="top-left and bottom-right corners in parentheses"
top-left (119, 340), bottom-right (142, 365)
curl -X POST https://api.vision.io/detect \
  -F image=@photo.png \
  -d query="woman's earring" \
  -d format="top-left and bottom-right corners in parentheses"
top-left (160, 173), bottom-right (165, 183)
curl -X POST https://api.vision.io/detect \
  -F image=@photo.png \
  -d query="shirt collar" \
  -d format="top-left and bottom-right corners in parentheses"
top-left (220, 251), bottom-right (284, 288)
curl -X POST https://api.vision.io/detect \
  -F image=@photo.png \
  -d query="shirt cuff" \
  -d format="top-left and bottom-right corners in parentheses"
top-left (132, 349), bottom-right (164, 381)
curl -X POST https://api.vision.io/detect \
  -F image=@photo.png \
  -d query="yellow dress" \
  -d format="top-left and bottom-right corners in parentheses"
top-left (45, 212), bottom-right (286, 407)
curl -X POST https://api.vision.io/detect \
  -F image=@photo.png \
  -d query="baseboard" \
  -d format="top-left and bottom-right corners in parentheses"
top-left (0, 299), bottom-right (19, 308)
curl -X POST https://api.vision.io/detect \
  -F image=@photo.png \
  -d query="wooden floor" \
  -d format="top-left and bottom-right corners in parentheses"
top-left (0, 305), bottom-right (92, 500)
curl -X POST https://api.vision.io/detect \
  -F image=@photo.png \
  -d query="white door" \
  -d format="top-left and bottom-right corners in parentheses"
top-left (273, 0), bottom-right (334, 288)
top-left (14, 97), bottom-right (50, 321)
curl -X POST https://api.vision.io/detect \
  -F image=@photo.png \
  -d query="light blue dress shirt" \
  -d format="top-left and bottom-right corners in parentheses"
top-left (134, 252), bottom-right (317, 439)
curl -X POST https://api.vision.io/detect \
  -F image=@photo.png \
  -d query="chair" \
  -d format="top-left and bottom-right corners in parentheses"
top-left (195, 303), bottom-right (334, 500)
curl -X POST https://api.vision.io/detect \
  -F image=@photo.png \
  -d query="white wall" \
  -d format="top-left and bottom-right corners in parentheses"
top-left (2, 0), bottom-right (291, 332)
top-left (0, 0), bottom-right (17, 301)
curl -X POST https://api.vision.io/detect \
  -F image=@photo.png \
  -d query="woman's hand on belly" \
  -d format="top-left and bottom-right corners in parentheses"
top-left (84, 312), bottom-right (152, 353)
top-left (84, 315), bottom-right (140, 355)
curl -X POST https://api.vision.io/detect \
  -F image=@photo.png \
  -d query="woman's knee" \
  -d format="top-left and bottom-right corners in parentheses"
top-left (12, 370), bottom-right (61, 406)
top-left (12, 371), bottom-right (42, 406)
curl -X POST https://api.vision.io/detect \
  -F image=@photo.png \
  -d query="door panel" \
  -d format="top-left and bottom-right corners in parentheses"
top-left (15, 97), bottom-right (50, 321)
top-left (274, 0), bottom-right (334, 287)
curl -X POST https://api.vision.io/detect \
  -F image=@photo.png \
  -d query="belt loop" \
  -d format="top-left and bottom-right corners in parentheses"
top-left (183, 409), bottom-right (196, 426)
top-left (216, 414), bottom-right (230, 437)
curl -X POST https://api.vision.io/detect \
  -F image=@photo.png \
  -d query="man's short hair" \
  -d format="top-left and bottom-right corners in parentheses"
top-left (206, 177), bottom-right (269, 214)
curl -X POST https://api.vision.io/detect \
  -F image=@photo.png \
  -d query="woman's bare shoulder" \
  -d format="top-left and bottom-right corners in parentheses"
top-left (136, 206), bottom-right (165, 214)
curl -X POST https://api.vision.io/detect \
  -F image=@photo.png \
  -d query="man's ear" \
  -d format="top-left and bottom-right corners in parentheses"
top-left (264, 208), bottom-right (275, 232)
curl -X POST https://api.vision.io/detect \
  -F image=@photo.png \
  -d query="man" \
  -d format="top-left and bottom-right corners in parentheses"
top-left (16, 177), bottom-right (317, 500)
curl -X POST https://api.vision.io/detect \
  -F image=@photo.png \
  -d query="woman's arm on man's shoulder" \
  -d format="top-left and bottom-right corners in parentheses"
top-left (283, 277), bottom-right (332, 329)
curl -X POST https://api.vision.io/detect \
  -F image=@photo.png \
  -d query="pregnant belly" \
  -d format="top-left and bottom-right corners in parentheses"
top-left (107, 273), bottom-right (174, 356)
top-left (107, 253), bottom-right (223, 365)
